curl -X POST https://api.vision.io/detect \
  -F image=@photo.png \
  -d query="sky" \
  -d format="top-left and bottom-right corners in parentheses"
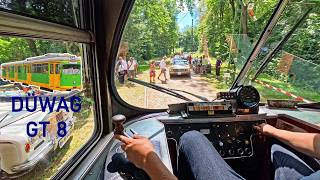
top-left (177, 12), bottom-right (194, 31)
top-left (176, 1), bottom-right (200, 32)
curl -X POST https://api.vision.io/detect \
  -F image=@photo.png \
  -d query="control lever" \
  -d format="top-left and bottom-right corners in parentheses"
top-left (112, 114), bottom-right (126, 135)
top-left (107, 153), bottom-right (150, 180)
top-left (110, 115), bottom-right (150, 179)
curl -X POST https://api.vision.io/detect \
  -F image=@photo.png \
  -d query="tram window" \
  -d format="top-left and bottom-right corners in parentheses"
top-left (0, 35), bottom-right (95, 179)
top-left (113, 0), bottom-right (279, 109)
top-left (245, 3), bottom-right (320, 106)
top-left (32, 64), bottom-right (48, 74)
top-left (62, 64), bottom-right (81, 74)
top-left (113, 0), bottom-right (320, 112)
top-left (0, 0), bottom-right (80, 27)
top-left (50, 64), bottom-right (54, 74)
top-left (55, 64), bottom-right (61, 74)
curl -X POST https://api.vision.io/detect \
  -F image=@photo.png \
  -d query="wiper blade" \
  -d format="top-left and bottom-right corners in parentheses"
top-left (297, 102), bottom-right (320, 109)
top-left (0, 113), bottom-right (9, 124)
top-left (128, 78), bottom-right (193, 101)
top-left (168, 89), bottom-right (209, 101)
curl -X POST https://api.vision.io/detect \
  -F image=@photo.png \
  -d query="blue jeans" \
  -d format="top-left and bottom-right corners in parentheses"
top-left (271, 144), bottom-right (318, 180)
top-left (177, 131), bottom-right (319, 180)
top-left (177, 131), bottom-right (244, 180)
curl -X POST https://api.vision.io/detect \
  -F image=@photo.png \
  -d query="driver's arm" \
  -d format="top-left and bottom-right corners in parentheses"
top-left (115, 135), bottom-right (177, 180)
top-left (255, 123), bottom-right (320, 159)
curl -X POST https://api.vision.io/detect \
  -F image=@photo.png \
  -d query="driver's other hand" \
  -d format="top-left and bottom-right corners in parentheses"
top-left (115, 134), bottom-right (155, 169)
top-left (253, 123), bottom-right (275, 136)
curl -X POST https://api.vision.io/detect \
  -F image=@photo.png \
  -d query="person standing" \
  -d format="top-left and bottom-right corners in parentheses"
top-left (123, 57), bottom-right (128, 77)
top-left (201, 55), bottom-right (208, 74)
top-left (133, 58), bottom-right (138, 77)
top-left (116, 56), bottom-right (126, 84)
top-left (198, 56), bottom-right (203, 74)
top-left (158, 57), bottom-right (167, 82)
top-left (127, 57), bottom-right (136, 79)
top-left (149, 60), bottom-right (156, 83)
top-left (187, 55), bottom-right (192, 64)
top-left (216, 57), bottom-right (222, 78)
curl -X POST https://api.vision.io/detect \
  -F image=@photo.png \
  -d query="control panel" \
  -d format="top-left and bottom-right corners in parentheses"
top-left (165, 120), bottom-right (265, 159)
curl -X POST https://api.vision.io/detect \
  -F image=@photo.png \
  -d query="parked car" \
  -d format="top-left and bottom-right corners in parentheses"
top-left (169, 59), bottom-right (191, 77)
top-left (0, 102), bottom-right (75, 177)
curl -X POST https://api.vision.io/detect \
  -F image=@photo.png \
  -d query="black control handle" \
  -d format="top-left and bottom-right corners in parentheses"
top-left (112, 114), bottom-right (126, 135)
top-left (109, 153), bottom-right (150, 180)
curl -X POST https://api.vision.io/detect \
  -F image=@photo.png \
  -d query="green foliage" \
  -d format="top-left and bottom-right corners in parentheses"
top-left (74, 96), bottom-right (93, 120)
top-left (1, 0), bottom-right (79, 26)
top-left (198, 0), bottom-right (278, 57)
top-left (0, 0), bottom-right (81, 64)
top-left (0, 37), bottom-right (80, 64)
top-left (0, 37), bottom-right (32, 64)
top-left (179, 26), bottom-right (199, 52)
top-left (122, 0), bottom-right (180, 60)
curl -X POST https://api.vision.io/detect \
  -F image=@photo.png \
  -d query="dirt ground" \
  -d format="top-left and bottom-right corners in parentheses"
top-left (117, 70), bottom-right (218, 109)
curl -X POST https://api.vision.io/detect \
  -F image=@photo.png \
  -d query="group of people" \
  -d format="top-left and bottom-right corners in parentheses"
top-left (191, 55), bottom-right (222, 78)
top-left (116, 54), bottom-right (223, 84)
top-left (192, 55), bottom-right (210, 74)
top-left (149, 57), bottom-right (168, 83)
top-left (116, 56), bottom-right (138, 84)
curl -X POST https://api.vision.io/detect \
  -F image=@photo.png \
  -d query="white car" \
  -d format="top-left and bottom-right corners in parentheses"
top-left (169, 59), bottom-right (191, 77)
top-left (0, 102), bottom-right (75, 177)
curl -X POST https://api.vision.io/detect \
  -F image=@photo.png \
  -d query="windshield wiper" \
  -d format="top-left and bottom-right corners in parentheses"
top-left (128, 78), bottom-right (209, 102)
top-left (252, 8), bottom-right (312, 81)
top-left (0, 113), bottom-right (9, 124)
top-left (167, 89), bottom-right (209, 101)
top-left (297, 102), bottom-right (320, 109)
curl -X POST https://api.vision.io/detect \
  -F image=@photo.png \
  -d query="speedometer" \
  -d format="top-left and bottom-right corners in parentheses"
top-left (236, 86), bottom-right (260, 109)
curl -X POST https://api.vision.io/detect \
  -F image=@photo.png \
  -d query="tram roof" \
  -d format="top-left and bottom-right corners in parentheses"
top-left (1, 53), bottom-right (81, 66)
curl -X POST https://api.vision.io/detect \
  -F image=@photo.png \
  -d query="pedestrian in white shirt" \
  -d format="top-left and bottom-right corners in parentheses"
top-left (122, 57), bottom-right (128, 75)
top-left (158, 56), bottom-right (167, 82)
top-left (116, 56), bottom-right (126, 84)
top-left (128, 57), bottom-right (136, 79)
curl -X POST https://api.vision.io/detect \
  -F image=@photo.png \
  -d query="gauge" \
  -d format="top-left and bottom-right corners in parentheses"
top-left (236, 86), bottom-right (260, 108)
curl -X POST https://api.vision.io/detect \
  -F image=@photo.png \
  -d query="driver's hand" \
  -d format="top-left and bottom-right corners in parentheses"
top-left (253, 123), bottom-right (276, 136)
top-left (115, 134), bottom-right (156, 170)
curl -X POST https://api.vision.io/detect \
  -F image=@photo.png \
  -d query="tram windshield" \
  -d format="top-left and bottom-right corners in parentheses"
top-left (243, 1), bottom-right (320, 103)
top-left (114, 0), bottom-right (319, 110)
top-left (62, 64), bottom-right (81, 74)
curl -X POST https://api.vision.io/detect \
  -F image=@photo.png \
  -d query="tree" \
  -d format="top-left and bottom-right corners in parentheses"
top-left (121, 0), bottom-right (196, 61)
top-left (179, 26), bottom-right (199, 52)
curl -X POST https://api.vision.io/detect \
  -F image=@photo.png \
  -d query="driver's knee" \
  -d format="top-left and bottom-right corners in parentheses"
top-left (179, 131), bottom-right (208, 152)
top-left (271, 144), bottom-right (314, 175)
top-left (180, 131), bottom-right (204, 144)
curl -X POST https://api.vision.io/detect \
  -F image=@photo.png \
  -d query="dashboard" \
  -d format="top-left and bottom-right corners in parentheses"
top-left (103, 112), bottom-right (268, 180)
top-left (103, 85), bottom-right (266, 179)
top-left (165, 120), bottom-right (265, 159)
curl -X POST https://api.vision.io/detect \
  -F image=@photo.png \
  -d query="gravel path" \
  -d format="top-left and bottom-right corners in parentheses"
top-left (133, 70), bottom-right (218, 109)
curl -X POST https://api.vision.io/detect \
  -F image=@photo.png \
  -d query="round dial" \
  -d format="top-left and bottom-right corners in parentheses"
top-left (237, 86), bottom-right (260, 108)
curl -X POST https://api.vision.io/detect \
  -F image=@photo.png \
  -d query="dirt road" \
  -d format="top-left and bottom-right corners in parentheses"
top-left (117, 70), bottom-right (218, 109)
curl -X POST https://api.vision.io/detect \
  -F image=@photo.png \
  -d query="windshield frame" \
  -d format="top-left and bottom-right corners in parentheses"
top-left (231, 0), bottom-right (289, 89)
top-left (251, 8), bottom-right (313, 82)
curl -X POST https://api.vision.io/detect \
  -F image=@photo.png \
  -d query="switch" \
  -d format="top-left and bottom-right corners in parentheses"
top-left (228, 149), bottom-right (235, 156)
top-left (237, 148), bottom-right (244, 155)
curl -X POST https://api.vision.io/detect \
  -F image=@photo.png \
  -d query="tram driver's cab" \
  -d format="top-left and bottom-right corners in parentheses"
top-left (0, 0), bottom-right (319, 179)
top-left (65, 0), bottom-right (320, 179)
